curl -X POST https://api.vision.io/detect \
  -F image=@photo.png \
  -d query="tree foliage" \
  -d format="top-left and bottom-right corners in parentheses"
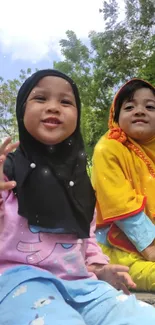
top-left (54, 0), bottom-right (155, 156)
top-left (0, 69), bottom-right (33, 141)
top-left (0, 0), bottom-right (155, 155)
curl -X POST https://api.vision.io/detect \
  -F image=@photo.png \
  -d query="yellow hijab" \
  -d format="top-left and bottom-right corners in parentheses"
top-left (108, 78), bottom-right (155, 177)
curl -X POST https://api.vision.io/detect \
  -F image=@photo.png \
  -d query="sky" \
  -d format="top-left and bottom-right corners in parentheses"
top-left (0, 0), bottom-right (125, 80)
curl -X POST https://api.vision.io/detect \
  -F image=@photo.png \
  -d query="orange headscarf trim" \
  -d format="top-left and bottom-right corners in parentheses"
top-left (108, 127), bottom-right (127, 143)
top-left (108, 78), bottom-right (155, 178)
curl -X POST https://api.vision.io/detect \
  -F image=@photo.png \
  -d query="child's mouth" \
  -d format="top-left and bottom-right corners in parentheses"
top-left (42, 117), bottom-right (62, 127)
top-left (132, 119), bottom-right (147, 124)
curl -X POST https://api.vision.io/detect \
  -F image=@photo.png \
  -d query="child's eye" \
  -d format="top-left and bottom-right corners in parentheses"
top-left (146, 105), bottom-right (155, 110)
top-left (61, 99), bottom-right (73, 105)
top-left (34, 96), bottom-right (46, 102)
top-left (124, 105), bottom-right (134, 110)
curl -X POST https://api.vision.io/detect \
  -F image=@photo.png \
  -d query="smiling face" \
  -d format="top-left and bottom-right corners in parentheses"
top-left (118, 88), bottom-right (155, 142)
top-left (23, 76), bottom-right (78, 145)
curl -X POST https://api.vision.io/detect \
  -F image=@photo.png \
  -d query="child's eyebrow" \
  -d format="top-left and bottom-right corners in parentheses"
top-left (59, 92), bottom-right (75, 98)
top-left (125, 98), bottom-right (155, 104)
top-left (31, 87), bottom-right (47, 93)
top-left (32, 87), bottom-right (74, 98)
top-left (145, 98), bottom-right (155, 103)
top-left (123, 99), bottom-right (134, 104)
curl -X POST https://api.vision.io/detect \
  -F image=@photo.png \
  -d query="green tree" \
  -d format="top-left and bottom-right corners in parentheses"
top-left (0, 68), bottom-right (32, 141)
top-left (54, 30), bottom-right (93, 108)
top-left (98, 0), bottom-right (155, 83)
top-left (0, 0), bottom-right (154, 156)
top-left (54, 31), bottom-right (112, 155)
top-left (54, 0), bottom-right (155, 158)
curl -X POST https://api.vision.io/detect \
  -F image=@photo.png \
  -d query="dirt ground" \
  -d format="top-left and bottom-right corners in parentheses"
top-left (135, 292), bottom-right (155, 307)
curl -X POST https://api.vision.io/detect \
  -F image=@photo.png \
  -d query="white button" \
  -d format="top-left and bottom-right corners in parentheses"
top-left (69, 181), bottom-right (74, 187)
top-left (30, 163), bottom-right (36, 169)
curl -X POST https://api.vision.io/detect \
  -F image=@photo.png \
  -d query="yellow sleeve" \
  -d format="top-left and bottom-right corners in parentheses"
top-left (92, 138), bottom-right (146, 225)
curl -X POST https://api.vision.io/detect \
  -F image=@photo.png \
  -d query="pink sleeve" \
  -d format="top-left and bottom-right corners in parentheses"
top-left (85, 210), bottom-right (110, 265)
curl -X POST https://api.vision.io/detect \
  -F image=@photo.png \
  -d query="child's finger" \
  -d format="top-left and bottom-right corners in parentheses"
top-left (87, 264), bottom-right (99, 273)
top-left (87, 265), bottom-right (94, 272)
top-left (0, 137), bottom-right (19, 156)
top-left (0, 154), bottom-right (6, 164)
top-left (0, 154), bottom-right (16, 190)
top-left (117, 282), bottom-right (131, 295)
top-left (0, 155), bottom-right (6, 180)
top-left (111, 264), bottom-right (129, 273)
top-left (0, 137), bottom-right (12, 155)
top-left (116, 272), bottom-right (136, 288)
top-left (4, 141), bottom-right (20, 155)
top-left (0, 180), bottom-right (16, 191)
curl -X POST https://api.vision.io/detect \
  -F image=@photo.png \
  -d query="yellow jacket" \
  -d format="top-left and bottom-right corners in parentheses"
top-left (92, 133), bottom-right (155, 253)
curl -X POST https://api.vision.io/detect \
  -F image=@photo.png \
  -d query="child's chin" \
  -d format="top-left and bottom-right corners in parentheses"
top-left (37, 137), bottom-right (63, 146)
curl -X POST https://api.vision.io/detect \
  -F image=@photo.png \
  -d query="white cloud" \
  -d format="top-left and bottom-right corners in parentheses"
top-left (0, 0), bottom-right (125, 62)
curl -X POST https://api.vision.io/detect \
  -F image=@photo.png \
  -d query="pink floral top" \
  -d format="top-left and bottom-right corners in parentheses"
top-left (0, 189), bottom-right (109, 280)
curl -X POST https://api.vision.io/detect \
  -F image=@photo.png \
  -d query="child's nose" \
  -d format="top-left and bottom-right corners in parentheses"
top-left (135, 105), bottom-right (145, 115)
top-left (45, 101), bottom-right (60, 113)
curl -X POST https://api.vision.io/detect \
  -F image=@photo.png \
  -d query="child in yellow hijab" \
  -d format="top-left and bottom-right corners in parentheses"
top-left (92, 79), bottom-right (155, 292)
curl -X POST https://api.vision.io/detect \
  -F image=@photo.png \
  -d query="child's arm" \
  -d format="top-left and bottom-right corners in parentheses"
top-left (115, 211), bottom-right (155, 254)
top-left (85, 210), bottom-right (110, 266)
top-left (115, 212), bottom-right (155, 261)
top-left (85, 210), bottom-right (136, 294)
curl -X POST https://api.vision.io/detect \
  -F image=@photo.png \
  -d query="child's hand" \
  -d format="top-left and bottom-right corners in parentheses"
top-left (0, 137), bottom-right (19, 191)
top-left (87, 264), bottom-right (136, 295)
top-left (141, 242), bottom-right (155, 261)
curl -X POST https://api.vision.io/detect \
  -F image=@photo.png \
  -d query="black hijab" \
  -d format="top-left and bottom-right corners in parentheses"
top-left (4, 69), bottom-right (95, 238)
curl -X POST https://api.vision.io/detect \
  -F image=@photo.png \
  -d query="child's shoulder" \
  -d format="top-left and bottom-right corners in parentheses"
top-left (94, 132), bottom-right (126, 158)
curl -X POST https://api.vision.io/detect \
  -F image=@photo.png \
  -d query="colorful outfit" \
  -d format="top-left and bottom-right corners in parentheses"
top-left (1, 71), bottom-right (155, 324)
top-left (92, 79), bottom-right (155, 291)
top-left (1, 190), bottom-right (155, 325)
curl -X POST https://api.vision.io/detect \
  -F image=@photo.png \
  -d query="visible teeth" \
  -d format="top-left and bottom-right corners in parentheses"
top-left (44, 119), bottom-right (58, 124)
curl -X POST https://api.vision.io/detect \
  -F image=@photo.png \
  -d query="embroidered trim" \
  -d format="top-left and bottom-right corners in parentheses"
top-left (125, 140), bottom-right (155, 178)
top-left (108, 127), bottom-right (155, 177)
top-left (107, 224), bottom-right (138, 254)
top-left (96, 196), bottom-right (147, 227)
top-left (108, 127), bottom-right (127, 143)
